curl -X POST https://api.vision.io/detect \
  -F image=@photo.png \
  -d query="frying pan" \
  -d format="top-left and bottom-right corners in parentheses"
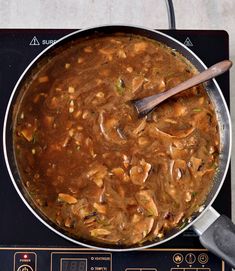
top-left (2, 21), bottom-right (235, 270)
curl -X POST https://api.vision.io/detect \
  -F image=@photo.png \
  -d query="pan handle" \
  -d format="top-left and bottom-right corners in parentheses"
top-left (193, 206), bottom-right (235, 268)
top-left (165, 0), bottom-right (176, 29)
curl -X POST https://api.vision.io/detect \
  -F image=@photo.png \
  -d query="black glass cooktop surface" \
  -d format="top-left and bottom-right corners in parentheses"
top-left (0, 29), bottom-right (231, 271)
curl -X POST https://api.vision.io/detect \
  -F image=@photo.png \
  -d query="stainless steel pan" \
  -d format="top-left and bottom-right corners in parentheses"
top-left (3, 25), bottom-right (235, 267)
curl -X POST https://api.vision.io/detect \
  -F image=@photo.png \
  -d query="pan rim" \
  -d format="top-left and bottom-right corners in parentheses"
top-left (2, 24), bottom-right (232, 251)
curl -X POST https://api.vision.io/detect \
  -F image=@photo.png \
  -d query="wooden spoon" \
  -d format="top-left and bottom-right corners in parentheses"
top-left (132, 60), bottom-right (232, 117)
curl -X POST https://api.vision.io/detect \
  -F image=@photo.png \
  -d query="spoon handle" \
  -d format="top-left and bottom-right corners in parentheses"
top-left (134, 60), bottom-right (232, 116)
top-left (160, 60), bottom-right (232, 101)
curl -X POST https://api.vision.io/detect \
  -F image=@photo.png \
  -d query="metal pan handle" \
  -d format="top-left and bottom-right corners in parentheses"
top-left (165, 0), bottom-right (176, 29)
top-left (193, 206), bottom-right (235, 268)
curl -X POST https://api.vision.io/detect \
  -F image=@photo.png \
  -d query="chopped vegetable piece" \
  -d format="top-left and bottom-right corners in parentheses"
top-left (112, 167), bottom-right (124, 176)
top-left (84, 46), bottom-right (93, 53)
top-left (38, 76), bottom-right (49, 83)
top-left (112, 167), bottom-right (129, 182)
top-left (64, 217), bottom-right (72, 227)
top-left (134, 41), bottom-right (148, 52)
top-left (96, 92), bottom-right (105, 98)
top-left (179, 219), bottom-right (188, 229)
top-left (58, 193), bottom-right (78, 204)
top-left (130, 159), bottom-right (151, 185)
top-left (78, 57), bottom-right (84, 63)
top-left (98, 111), bottom-right (126, 144)
top-left (20, 112), bottom-right (24, 119)
top-left (191, 191), bottom-right (197, 197)
top-left (115, 78), bottom-right (125, 95)
top-left (126, 67), bottom-right (133, 73)
top-left (123, 154), bottom-right (130, 168)
top-left (68, 86), bottom-right (75, 93)
top-left (90, 228), bottom-right (111, 237)
top-left (132, 76), bottom-right (144, 93)
top-left (87, 163), bottom-right (108, 188)
top-left (130, 216), bottom-right (154, 244)
top-left (193, 108), bottom-right (202, 112)
top-left (132, 117), bottom-right (147, 135)
top-left (20, 128), bottom-right (34, 142)
top-left (190, 156), bottom-right (203, 174)
top-left (185, 191), bottom-right (192, 202)
top-left (136, 190), bottom-right (158, 216)
top-left (117, 49), bottom-right (126, 59)
top-left (93, 202), bottom-right (107, 214)
top-left (65, 63), bottom-right (71, 69)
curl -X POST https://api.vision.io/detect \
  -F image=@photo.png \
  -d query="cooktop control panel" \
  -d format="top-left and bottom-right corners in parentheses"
top-left (0, 247), bottom-right (224, 271)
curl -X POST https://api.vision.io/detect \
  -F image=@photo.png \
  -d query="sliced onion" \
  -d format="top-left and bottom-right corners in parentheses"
top-left (132, 116), bottom-right (147, 135)
top-left (153, 124), bottom-right (195, 139)
top-left (98, 111), bottom-right (126, 144)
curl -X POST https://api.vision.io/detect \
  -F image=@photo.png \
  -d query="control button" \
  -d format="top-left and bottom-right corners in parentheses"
top-left (14, 252), bottom-right (36, 271)
top-left (173, 253), bottom-right (184, 264)
top-left (198, 253), bottom-right (209, 264)
top-left (17, 265), bottom-right (33, 271)
top-left (185, 253), bottom-right (196, 264)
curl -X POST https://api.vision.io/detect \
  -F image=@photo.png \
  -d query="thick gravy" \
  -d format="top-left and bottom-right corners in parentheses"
top-left (14, 34), bottom-right (219, 245)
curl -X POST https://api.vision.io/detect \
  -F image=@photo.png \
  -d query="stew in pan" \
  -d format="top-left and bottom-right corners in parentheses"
top-left (13, 34), bottom-right (219, 245)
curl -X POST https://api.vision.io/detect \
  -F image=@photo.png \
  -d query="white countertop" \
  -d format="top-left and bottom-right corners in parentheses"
top-left (0, 0), bottom-right (234, 219)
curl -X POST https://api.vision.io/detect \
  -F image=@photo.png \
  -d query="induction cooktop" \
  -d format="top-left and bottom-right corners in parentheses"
top-left (0, 29), bottom-right (231, 271)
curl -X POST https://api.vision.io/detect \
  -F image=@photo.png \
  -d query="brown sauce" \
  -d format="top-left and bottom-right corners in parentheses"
top-left (13, 34), bottom-right (219, 246)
